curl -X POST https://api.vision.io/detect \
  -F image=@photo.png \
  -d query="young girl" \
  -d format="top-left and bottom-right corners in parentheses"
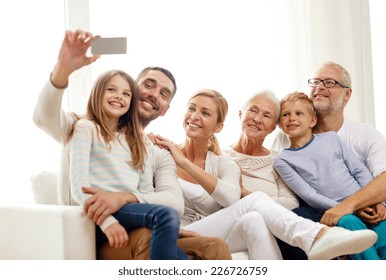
top-left (67, 69), bottom-right (187, 260)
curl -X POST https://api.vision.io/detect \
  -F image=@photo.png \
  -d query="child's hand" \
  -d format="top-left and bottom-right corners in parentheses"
top-left (356, 206), bottom-right (378, 222)
top-left (374, 203), bottom-right (386, 223)
top-left (357, 204), bottom-right (386, 224)
top-left (104, 223), bottom-right (129, 248)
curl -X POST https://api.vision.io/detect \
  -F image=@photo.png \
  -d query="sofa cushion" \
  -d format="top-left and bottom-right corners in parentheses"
top-left (30, 171), bottom-right (58, 205)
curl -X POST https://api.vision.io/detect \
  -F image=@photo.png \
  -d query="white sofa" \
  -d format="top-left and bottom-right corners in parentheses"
top-left (0, 171), bottom-right (248, 260)
top-left (0, 203), bottom-right (95, 259)
top-left (0, 171), bottom-right (95, 260)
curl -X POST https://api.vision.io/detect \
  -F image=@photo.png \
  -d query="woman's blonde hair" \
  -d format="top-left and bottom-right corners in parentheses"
top-left (68, 70), bottom-right (147, 171)
top-left (185, 89), bottom-right (228, 155)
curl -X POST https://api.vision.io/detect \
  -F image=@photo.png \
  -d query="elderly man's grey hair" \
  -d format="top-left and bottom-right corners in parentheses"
top-left (317, 62), bottom-right (352, 88)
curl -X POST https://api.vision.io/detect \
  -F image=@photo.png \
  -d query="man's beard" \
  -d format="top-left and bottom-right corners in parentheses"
top-left (313, 95), bottom-right (345, 114)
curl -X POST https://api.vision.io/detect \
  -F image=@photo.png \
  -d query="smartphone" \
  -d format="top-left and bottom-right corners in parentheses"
top-left (91, 37), bottom-right (127, 55)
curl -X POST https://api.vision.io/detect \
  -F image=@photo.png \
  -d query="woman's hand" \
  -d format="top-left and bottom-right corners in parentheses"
top-left (240, 186), bottom-right (252, 198)
top-left (147, 132), bottom-right (158, 145)
top-left (152, 134), bottom-right (188, 167)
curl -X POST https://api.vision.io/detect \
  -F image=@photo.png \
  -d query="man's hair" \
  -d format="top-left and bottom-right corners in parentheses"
top-left (319, 62), bottom-right (352, 88)
top-left (136, 66), bottom-right (177, 97)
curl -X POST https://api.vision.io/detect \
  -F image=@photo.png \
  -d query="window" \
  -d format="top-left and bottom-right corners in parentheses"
top-left (0, 1), bottom-right (64, 202)
top-left (370, 0), bottom-right (386, 136)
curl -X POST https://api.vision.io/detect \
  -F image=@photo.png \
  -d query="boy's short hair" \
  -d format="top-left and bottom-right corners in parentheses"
top-left (280, 91), bottom-right (316, 117)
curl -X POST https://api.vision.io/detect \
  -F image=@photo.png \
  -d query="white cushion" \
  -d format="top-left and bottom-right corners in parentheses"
top-left (0, 203), bottom-right (95, 259)
top-left (30, 171), bottom-right (58, 205)
top-left (231, 251), bottom-right (250, 260)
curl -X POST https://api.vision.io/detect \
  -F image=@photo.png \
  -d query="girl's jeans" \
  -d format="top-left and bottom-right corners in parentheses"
top-left (96, 203), bottom-right (188, 260)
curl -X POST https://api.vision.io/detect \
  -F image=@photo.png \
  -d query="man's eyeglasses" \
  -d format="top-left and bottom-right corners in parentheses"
top-left (308, 78), bottom-right (349, 89)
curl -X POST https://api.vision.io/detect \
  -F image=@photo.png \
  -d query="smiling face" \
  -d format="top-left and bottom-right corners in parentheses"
top-left (279, 99), bottom-right (317, 139)
top-left (136, 70), bottom-right (175, 127)
top-left (184, 95), bottom-right (223, 141)
top-left (239, 94), bottom-right (277, 142)
top-left (101, 74), bottom-right (132, 124)
top-left (310, 64), bottom-right (352, 115)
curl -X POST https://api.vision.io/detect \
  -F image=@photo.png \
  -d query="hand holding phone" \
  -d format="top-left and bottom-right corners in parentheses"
top-left (91, 37), bottom-right (127, 55)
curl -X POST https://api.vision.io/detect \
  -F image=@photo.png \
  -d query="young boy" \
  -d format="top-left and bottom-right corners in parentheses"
top-left (273, 91), bottom-right (386, 260)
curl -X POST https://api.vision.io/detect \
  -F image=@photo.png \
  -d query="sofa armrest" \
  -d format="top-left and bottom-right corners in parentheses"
top-left (0, 203), bottom-right (96, 259)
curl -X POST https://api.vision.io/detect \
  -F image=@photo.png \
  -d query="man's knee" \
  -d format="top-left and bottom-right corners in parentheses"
top-left (204, 237), bottom-right (232, 260)
top-left (97, 227), bottom-right (151, 260)
top-left (178, 236), bottom-right (232, 260)
top-left (338, 214), bottom-right (365, 229)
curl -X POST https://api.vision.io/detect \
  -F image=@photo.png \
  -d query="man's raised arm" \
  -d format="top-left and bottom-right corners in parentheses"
top-left (33, 30), bottom-right (99, 143)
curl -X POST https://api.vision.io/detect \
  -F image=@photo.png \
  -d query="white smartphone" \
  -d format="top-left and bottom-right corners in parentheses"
top-left (91, 37), bottom-right (127, 55)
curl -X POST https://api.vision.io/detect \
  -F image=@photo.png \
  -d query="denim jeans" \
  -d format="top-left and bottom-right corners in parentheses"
top-left (96, 203), bottom-right (188, 260)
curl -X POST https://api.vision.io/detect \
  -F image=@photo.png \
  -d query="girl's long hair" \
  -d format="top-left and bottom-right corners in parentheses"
top-left (68, 70), bottom-right (147, 171)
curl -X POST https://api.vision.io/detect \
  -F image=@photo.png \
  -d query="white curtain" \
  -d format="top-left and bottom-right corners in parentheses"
top-left (67, 0), bottom-right (374, 125)
top-left (0, 0), bottom-right (374, 203)
top-left (284, 0), bottom-right (374, 124)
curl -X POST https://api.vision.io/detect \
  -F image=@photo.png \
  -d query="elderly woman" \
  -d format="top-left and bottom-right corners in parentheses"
top-left (153, 89), bottom-right (377, 260)
top-left (223, 90), bottom-right (299, 210)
